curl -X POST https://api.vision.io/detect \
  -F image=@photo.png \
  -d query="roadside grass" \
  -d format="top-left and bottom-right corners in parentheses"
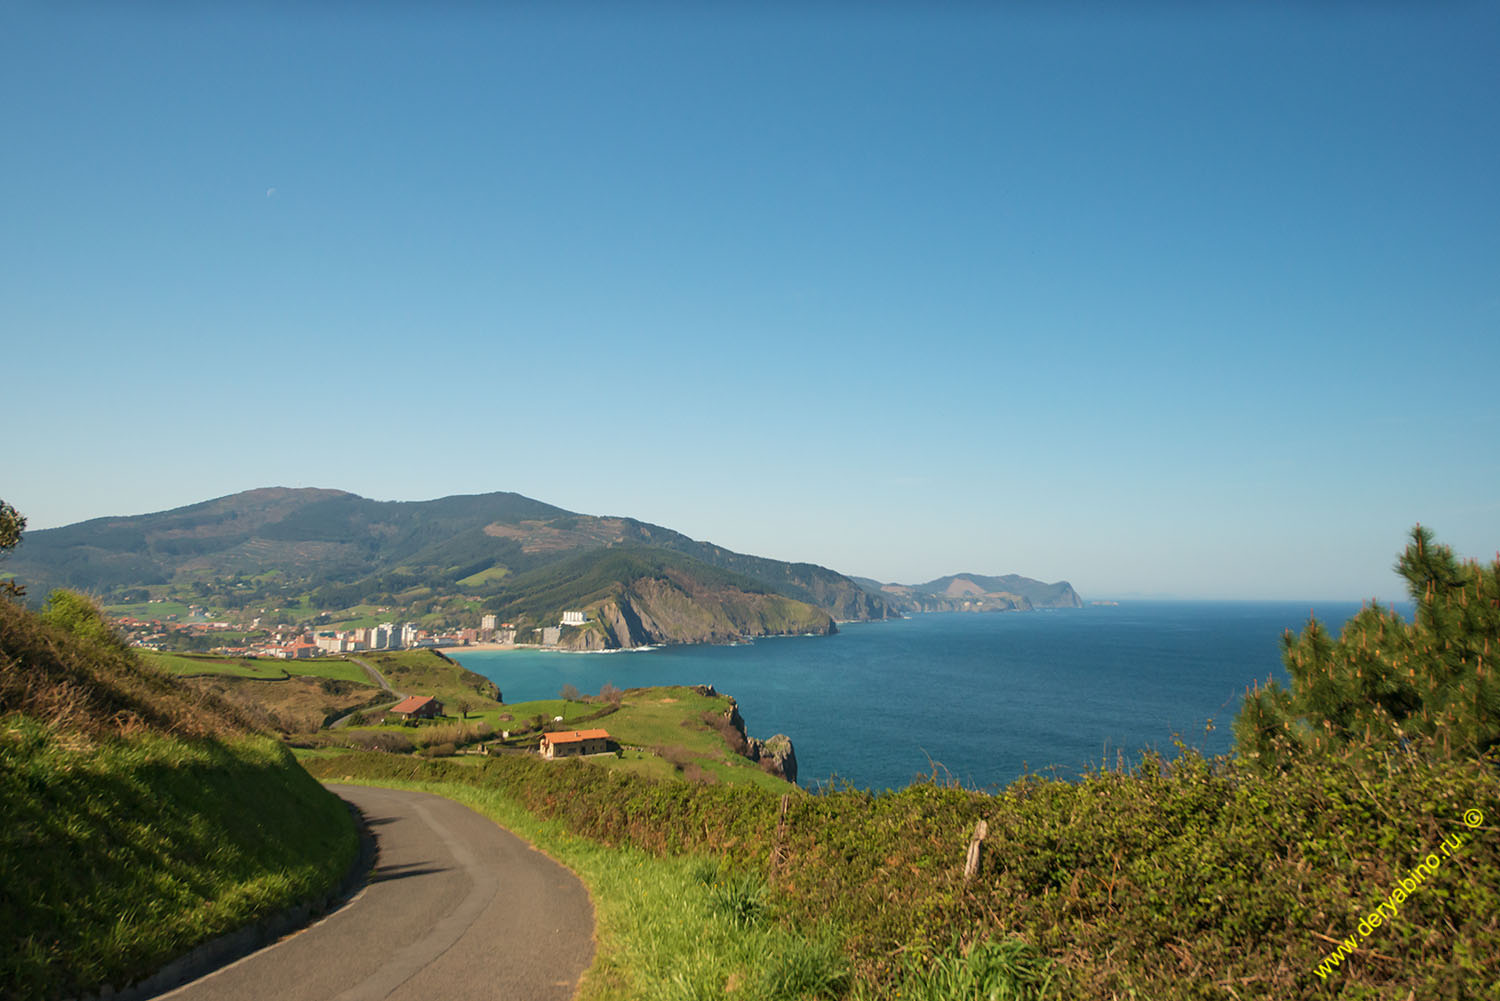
top-left (318, 775), bottom-right (845, 1001)
top-left (854, 937), bottom-right (1062, 1001)
top-left (0, 725), bottom-right (357, 1000)
top-left (1, 594), bottom-right (360, 1000)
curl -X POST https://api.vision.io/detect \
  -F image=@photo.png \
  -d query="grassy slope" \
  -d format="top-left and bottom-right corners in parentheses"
top-left (357, 649), bottom-right (502, 707)
top-left (140, 650), bottom-right (375, 686)
top-left (0, 597), bottom-right (358, 1000)
top-left (140, 650), bottom-right (289, 678)
top-left (332, 684), bottom-right (790, 792)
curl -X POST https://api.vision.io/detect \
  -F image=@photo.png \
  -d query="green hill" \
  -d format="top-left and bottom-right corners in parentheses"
top-left (6, 488), bottom-right (892, 639)
top-left (0, 593), bottom-right (357, 999)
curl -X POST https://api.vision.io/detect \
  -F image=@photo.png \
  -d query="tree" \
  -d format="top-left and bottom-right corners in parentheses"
top-left (1, 499), bottom-right (25, 597)
top-left (1235, 526), bottom-right (1500, 768)
top-left (559, 683), bottom-right (581, 702)
top-left (0, 500), bottom-right (22, 553)
top-left (456, 698), bottom-right (474, 721)
top-left (599, 682), bottom-right (623, 707)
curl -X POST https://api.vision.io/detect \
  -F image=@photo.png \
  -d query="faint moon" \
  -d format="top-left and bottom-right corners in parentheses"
top-left (266, 187), bottom-right (277, 198)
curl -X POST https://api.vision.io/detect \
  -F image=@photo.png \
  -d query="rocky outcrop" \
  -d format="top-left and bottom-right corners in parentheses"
top-left (720, 696), bottom-right (797, 784)
top-left (558, 624), bottom-right (613, 651)
top-left (746, 733), bottom-right (797, 784)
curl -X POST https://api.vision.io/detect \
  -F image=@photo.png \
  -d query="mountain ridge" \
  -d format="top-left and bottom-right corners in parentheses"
top-left (7, 488), bottom-right (887, 647)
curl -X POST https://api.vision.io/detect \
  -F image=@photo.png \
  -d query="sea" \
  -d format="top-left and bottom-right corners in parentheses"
top-left (450, 601), bottom-right (1403, 792)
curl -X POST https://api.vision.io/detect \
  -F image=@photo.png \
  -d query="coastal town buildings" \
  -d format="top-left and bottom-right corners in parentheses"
top-left (114, 606), bottom-right (530, 658)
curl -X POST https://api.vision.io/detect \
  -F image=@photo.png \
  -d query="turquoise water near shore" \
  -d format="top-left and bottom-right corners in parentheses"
top-left (452, 601), bottom-right (1398, 791)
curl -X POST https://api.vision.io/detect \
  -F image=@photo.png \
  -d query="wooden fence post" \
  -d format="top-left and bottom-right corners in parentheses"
top-left (770, 793), bottom-right (791, 884)
top-left (963, 819), bottom-right (989, 883)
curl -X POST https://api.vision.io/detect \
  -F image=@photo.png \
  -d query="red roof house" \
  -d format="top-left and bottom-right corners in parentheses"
top-left (539, 729), bottom-right (611, 759)
top-left (389, 695), bottom-right (443, 720)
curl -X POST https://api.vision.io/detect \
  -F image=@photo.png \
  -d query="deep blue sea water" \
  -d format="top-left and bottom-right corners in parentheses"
top-left (451, 601), bottom-right (1402, 792)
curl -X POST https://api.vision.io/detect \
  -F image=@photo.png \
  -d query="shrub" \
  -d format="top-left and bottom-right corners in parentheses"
top-left (701, 710), bottom-right (748, 756)
top-left (656, 745), bottom-right (695, 773)
top-left (757, 934), bottom-right (849, 1000)
top-left (683, 763), bottom-right (718, 785)
top-left (702, 868), bottom-right (769, 929)
top-left (345, 731), bottom-right (414, 754)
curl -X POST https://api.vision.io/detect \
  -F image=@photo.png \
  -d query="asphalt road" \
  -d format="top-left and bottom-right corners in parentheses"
top-left (160, 785), bottom-right (594, 1001)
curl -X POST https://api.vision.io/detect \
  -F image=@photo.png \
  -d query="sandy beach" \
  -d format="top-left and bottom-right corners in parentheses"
top-left (436, 641), bottom-right (521, 653)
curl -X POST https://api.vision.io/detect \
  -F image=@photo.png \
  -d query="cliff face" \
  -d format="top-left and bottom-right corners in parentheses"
top-left (558, 573), bottom-right (835, 650)
top-left (721, 696), bottom-right (797, 784)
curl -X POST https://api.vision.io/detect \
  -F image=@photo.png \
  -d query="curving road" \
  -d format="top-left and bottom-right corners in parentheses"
top-left (159, 785), bottom-right (594, 1001)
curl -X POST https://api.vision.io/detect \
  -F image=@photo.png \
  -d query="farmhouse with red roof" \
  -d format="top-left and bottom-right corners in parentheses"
top-left (389, 695), bottom-right (443, 721)
top-left (539, 729), bottom-right (611, 759)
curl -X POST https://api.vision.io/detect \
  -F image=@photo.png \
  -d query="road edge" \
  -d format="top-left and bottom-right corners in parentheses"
top-left (76, 792), bottom-right (379, 1001)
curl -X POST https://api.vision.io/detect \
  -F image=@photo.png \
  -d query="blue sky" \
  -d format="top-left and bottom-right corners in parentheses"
top-left (4, 3), bottom-right (1497, 600)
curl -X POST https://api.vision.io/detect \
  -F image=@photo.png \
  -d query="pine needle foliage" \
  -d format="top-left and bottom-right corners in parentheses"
top-left (1235, 525), bottom-right (1500, 767)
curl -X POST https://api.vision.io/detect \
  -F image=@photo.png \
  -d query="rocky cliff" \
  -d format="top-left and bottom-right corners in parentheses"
top-left (558, 572), bottom-right (835, 651)
top-left (718, 693), bottom-right (798, 784)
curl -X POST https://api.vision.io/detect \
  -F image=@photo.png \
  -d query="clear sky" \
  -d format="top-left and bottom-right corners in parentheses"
top-left (4, 2), bottom-right (1497, 601)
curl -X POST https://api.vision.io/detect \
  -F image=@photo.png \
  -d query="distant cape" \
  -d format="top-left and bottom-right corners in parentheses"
top-left (852, 572), bottom-right (1082, 614)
